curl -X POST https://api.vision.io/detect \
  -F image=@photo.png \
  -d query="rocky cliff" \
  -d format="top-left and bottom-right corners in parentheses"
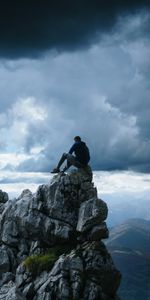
top-left (0, 169), bottom-right (121, 300)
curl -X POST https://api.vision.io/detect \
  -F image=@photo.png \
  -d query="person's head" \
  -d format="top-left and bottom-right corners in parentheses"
top-left (74, 136), bottom-right (81, 142)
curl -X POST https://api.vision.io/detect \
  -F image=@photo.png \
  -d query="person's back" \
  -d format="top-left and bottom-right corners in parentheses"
top-left (69, 140), bottom-right (90, 165)
top-left (51, 135), bottom-right (90, 173)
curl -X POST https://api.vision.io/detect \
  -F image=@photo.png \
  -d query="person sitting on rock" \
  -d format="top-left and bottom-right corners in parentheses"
top-left (51, 136), bottom-right (90, 173)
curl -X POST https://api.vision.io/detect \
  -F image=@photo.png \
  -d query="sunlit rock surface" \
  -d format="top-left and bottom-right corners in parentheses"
top-left (0, 168), bottom-right (121, 299)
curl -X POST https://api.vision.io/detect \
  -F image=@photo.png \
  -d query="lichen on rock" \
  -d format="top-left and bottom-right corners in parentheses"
top-left (0, 169), bottom-right (121, 300)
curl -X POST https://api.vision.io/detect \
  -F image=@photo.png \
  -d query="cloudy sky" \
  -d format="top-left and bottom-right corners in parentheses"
top-left (0, 0), bottom-right (150, 174)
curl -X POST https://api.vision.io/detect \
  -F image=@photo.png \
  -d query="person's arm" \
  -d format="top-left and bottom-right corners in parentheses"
top-left (69, 143), bottom-right (76, 154)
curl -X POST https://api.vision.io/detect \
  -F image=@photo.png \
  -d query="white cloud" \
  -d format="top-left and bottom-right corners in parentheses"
top-left (10, 97), bottom-right (47, 121)
top-left (0, 97), bottom-right (48, 153)
top-left (94, 171), bottom-right (150, 194)
top-left (0, 153), bottom-right (35, 169)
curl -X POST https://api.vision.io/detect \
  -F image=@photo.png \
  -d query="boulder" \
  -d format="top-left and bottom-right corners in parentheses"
top-left (76, 197), bottom-right (108, 232)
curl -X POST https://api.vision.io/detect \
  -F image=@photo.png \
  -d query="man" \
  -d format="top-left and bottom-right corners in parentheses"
top-left (51, 136), bottom-right (90, 173)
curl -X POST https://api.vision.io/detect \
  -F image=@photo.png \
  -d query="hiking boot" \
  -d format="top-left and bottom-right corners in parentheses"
top-left (62, 165), bottom-right (68, 173)
top-left (51, 168), bottom-right (60, 174)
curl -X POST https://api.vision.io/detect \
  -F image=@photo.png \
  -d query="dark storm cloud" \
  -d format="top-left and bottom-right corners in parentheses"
top-left (0, 10), bottom-right (150, 173)
top-left (0, 0), bottom-right (150, 58)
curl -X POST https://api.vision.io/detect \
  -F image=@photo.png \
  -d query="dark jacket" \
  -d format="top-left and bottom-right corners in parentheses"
top-left (69, 141), bottom-right (90, 165)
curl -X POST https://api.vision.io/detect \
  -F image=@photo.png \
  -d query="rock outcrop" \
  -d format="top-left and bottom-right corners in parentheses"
top-left (0, 190), bottom-right (8, 214)
top-left (0, 169), bottom-right (121, 299)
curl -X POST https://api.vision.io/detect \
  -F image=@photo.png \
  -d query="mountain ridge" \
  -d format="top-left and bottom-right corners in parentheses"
top-left (106, 218), bottom-right (150, 300)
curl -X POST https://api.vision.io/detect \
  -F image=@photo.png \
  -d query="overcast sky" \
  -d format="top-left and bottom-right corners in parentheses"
top-left (0, 1), bottom-right (150, 172)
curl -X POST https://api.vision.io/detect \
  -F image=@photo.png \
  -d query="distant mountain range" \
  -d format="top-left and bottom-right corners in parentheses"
top-left (105, 218), bottom-right (150, 300)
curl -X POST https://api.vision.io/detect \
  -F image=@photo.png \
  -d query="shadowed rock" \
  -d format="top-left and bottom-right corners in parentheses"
top-left (0, 190), bottom-right (8, 214)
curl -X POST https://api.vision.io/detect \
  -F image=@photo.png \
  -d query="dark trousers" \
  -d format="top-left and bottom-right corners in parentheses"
top-left (57, 153), bottom-right (84, 170)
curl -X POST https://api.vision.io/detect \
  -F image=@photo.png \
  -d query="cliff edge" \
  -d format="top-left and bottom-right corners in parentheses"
top-left (0, 169), bottom-right (121, 300)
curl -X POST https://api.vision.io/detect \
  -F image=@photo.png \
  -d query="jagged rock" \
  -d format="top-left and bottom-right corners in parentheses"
top-left (0, 245), bottom-right (16, 277)
top-left (1, 272), bottom-right (15, 285)
top-left (0, 169), bottom-right (121, 299)
top-left (22, 282), bottom-right (35, 299)
top-left (0, 281), bottom-right (25, 300)
top-left (15, 241), bottom-right (121, 300)
top-left (82, 242), bottom-right (121, 297)
top-left (0, 190), bottom-right (8, 214)
top-left (0, 246), bottom-right (10, 274)
top-left (0, 172), bottom-right (99, 248)
top-left (78, 222), bottom-right (109, 242)
top-left (0, 190), bottom-right (8, 204)
top-left (15, 264), bottom-right (31, 289)
top-left (76, 197), bottom-right (108, 232)
top-left (18, 189), bottom-right (32, 200)
top-left (1, 219), bottom-right (19, 246)
top-left (0, 204), bottom-right (5, 214)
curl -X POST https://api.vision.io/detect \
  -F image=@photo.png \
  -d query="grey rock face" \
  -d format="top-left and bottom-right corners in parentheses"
top-left (0, 190), bottom-right (8, 214)
top-left (76, 197), bottom-right (108, 232)
top-left (0, 281), bottom-right (25, 300)
top-left (0, 190), bottom-right (8, 204)
top-left (0, 169), bottom-right (121, 299)
top-left (0, 246), bottom-right (10, 274)
top-left (34, 242), bottom-right (120, 300)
